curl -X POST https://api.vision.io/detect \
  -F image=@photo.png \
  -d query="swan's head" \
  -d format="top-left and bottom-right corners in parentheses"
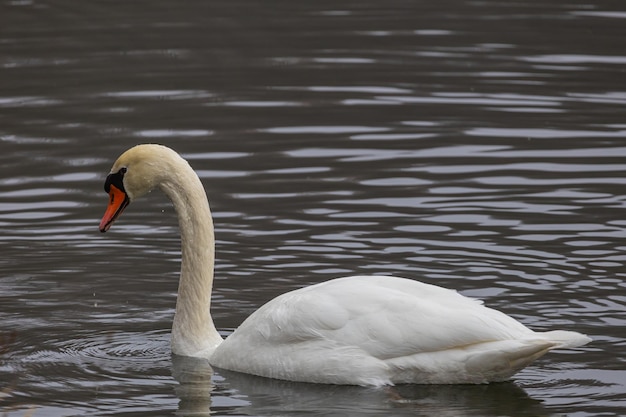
top-left (99, 144), bottom-right (181, 233)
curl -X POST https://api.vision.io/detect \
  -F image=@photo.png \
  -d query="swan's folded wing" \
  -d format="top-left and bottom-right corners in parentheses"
top-left (233, 276), bottom-right (533, 360)
top-left (297, 276), bottom-right (535, 360)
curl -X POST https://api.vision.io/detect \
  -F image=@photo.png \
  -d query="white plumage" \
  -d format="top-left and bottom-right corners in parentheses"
top-left (212, 275), bottom-right (588, 385)
top-left (100, 144), bottom-right (591, 386)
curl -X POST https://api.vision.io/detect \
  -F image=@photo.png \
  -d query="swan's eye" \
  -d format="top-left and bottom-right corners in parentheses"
top-left (104, 167), bottom-right (127, 194)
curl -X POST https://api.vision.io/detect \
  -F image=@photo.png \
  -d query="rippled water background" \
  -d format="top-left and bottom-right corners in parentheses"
top-left (1, 0), bottom-right (625, 415)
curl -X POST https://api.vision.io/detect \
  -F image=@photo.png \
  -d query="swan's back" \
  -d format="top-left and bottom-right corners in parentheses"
top-left (209, 275), bottom-right (590, 385)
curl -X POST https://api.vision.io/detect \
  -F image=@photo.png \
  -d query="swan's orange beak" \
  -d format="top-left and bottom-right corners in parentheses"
top-left (99, 184), bottom-right (130, 233)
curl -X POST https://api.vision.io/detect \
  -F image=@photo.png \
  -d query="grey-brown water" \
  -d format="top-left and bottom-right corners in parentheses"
top-left (1, 0), bottom-right (625, 415)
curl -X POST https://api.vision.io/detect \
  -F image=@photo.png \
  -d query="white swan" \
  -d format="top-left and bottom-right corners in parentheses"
top-left (99, 144), bottom-right (591, 386)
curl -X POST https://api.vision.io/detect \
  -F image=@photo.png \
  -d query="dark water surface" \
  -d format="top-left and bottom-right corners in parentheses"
top-left (1, 0), bottom-right (625, 415)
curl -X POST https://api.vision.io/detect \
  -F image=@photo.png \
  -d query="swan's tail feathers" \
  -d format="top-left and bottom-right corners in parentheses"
top-left (539, 330), bottom-right (592, 349)
top-left (465, 332), bottom-right (589, 383)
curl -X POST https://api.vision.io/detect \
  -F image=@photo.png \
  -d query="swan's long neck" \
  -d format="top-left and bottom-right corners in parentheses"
top-left (159, 158), bottom-right (223, 358)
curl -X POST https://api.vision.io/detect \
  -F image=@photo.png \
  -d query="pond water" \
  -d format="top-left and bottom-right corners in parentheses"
top-left (1, 0), bottom-right (625, 415)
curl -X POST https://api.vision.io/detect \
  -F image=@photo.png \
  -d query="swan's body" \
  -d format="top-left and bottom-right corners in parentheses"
top-left (100, 144), bottom-right (591, 386)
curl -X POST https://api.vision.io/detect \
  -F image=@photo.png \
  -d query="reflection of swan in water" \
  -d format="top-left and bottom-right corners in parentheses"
top-left (171, 355), bottom-right (548, 417)
top-left (171, 356), bottom-right (216, 416)
top-left (101, 144), bottom-right (590, 386)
